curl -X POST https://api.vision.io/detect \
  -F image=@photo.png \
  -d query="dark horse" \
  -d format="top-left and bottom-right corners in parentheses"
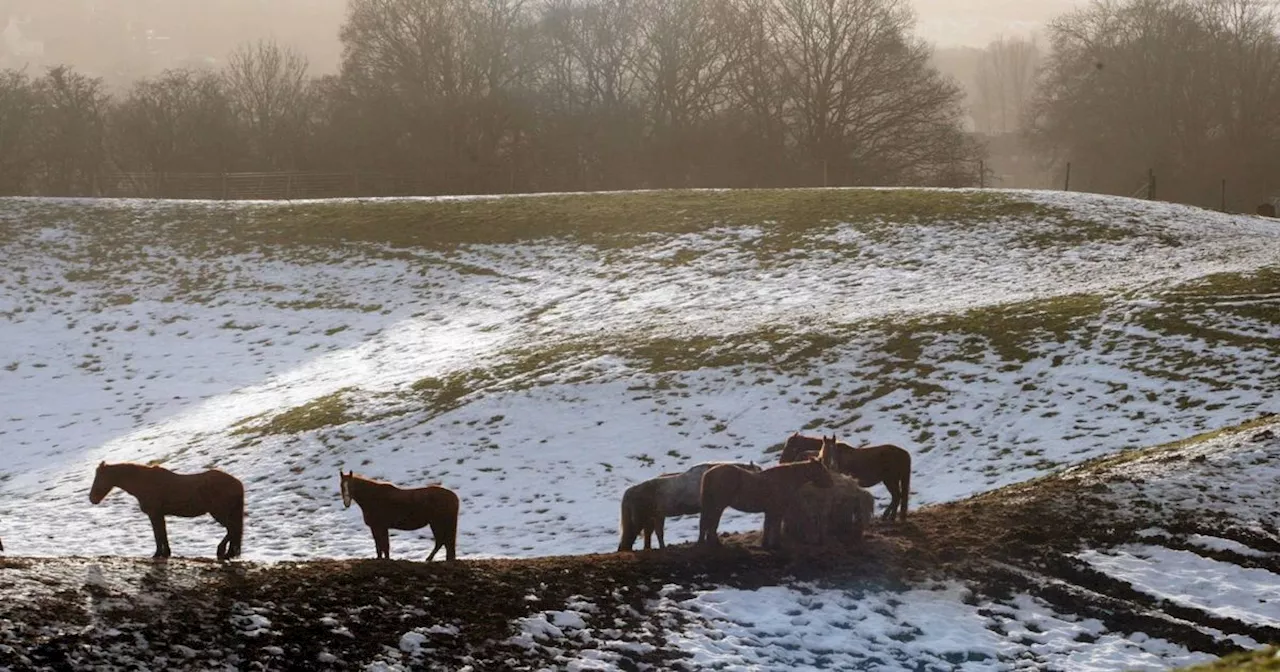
top-left (89, 461), bottom-right (244, 560)
top-left (698, 457), bottom-right (833, 549)
top-left (781, 433), bottom-right (912, 521)
top-left (340, 471), bottom-right (459, 561)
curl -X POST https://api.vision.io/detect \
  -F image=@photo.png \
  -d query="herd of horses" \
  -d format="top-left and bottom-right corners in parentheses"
top-left (0, 433), bottom-right (911, 561)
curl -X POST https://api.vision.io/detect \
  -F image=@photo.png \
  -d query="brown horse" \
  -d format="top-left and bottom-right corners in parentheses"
top-left (89, 461), bottom-right (244, 560)
top-left (781, 433), bottom-right (912, 522)
top-left (698, 457), bottom-right (833, 549)
top-left (340, 471), bottom-right (459, 561)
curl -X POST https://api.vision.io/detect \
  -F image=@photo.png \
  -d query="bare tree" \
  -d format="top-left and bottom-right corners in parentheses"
top-left (0, 70), bottom-right (40, 194)
top-left (339, 0), bottom-right (536, 191)
top-left (110, 68), bottom-right (239, 177)
top-left (223, 39), bottom-right (312, 170)
top-left (1026, 0), bottom-right (1280, 206)
top-left (537, 0), bottom-right (646, 189)
top-left (633, 0), bottom-right (741, 185)
top-left (973, 36), bottom-right (1041, 135)
top-left (772, 0), bottom-right (977, 185)
top-left (34, 65), bottom-right (109, 195)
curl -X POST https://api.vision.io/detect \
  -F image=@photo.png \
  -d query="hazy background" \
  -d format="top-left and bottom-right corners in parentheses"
top-left (1, 0), bottom-right (1072, 81)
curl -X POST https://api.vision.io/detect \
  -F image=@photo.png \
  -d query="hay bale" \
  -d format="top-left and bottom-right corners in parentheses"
top-left (782, 472), bottom-right (875, 545)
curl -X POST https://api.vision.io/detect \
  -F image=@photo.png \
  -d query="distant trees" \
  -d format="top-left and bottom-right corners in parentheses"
top-left (1027, 0), bottom-right (1280, 209)
top-left (0, 0), bottom-right (984, 196)
top-left (972, 36), bottom-right (1040, 136)
top-left (223, 40), bottom-right (313, 170)
top-left (329, 0), bottom-right (980, 192)
top-left (110, 68), bottom-right (238, 174)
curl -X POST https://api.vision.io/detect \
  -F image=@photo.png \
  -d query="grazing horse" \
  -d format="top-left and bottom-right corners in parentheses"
top-left (783, 472), bottom-right (876, 545)
top-left (781, 433), bottom-right (912, 522)
top-left (698, 457), bottom-right (833, 549)
top-left (340, 471), bottom-right (459, 561)
top-left (89, 461), bottom-right (244, 560)
top-left (617, 461), bottom-right (760, 552)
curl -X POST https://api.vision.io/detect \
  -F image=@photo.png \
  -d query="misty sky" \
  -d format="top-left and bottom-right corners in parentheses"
top-left (1, 0), bottom-right (1081, 79)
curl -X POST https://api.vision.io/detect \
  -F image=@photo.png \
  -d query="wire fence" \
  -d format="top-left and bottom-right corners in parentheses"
top-left (101, 171), bottom-right (435, 200)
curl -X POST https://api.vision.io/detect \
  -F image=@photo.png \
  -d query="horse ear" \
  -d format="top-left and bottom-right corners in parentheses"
top-left (98, 460), bottom-right (105, 468)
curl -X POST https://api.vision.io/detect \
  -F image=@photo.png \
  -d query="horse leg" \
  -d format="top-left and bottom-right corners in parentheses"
top-left (882, 484), bottom-right (898, 521)
top-left (655, 515), bottom-right (666, 550)
top-left (426, 521), bottom-right (447, 562)
top-left (762, 511), bottom-right (782, 549)
top-left (898, 472), bottom-right (910, 522)
top-left (149, 513), bottom-right (170, 558)
top-left (371, 527), bottom-right (390, 559)
top-left (698, 505), bottom-right (725, 546)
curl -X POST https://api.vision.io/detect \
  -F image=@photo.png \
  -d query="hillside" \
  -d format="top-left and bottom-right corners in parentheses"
top-left (0, 188), bottom-right (1278, 669)
top-left (2, 415), bottom-right (1277, 670)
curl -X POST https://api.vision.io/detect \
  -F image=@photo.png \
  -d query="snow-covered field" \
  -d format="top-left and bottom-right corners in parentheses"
top-left (1, 188), bottom-right (1278, 670)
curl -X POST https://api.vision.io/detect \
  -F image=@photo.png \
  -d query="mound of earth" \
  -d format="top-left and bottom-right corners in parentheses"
top-left (2, 416), bottom-right (1277, 671)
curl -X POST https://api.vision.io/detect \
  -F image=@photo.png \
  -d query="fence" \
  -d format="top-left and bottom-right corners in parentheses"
top-left (100, 171), bottom-right (435, 200)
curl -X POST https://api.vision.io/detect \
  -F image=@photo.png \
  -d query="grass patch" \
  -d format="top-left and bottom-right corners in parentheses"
top-left (234, 389), bottom-right (358, 436)
top-left (1177, 647), bottom-right (1280, 671)
top-left (1064, 413), bottom-right (1277, 475)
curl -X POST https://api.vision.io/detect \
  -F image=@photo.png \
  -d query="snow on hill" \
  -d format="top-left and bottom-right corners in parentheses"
top-left (0, 188), bottom-right (1276, 562)
top-left (1, 188), bottom-right (1278, 671)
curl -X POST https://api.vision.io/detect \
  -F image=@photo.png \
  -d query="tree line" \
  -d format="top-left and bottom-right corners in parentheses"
top-left (1028, 0), bottom-right (1280, 211)
top-left (0, 0), bottom-right (981, 197)
top-left (2, 0), bottom-right (1279, 210)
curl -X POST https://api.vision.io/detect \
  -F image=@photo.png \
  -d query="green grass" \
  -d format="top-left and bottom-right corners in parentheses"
top-left (233, 389), bottom-right (358, 436)
top-left (1177, 647), bottom-right (1280, 671)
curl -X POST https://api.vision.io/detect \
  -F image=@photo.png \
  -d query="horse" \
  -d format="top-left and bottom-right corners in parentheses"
top-left (617, 461), bottom-right (760, 552)
top-left (698, 457), bottom-right (833, 549)
top-left (783, 472), bottom-right (876, 545)
top-left (340, 471), bottom-right (459, 561)
top-left (781, 433), bottom-right (912, 521)
top-left (88, 461), bottom-right (244, 560)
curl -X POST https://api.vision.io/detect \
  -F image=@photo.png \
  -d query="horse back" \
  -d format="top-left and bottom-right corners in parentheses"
top-left (701, 464), bottom-right (769, 513)
top-left (141, 468), bottom-right (242, 517)
top-left (834, 443), bottom-right (910, 486)
top-left (369, 483), bottom-right (458, 531)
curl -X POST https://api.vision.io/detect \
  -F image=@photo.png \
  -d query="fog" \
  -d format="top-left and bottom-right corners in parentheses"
top-left (1, 0), bottom-right (1077, 83)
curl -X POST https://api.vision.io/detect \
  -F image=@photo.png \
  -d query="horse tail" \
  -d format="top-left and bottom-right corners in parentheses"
top-left (617, 490), bottom-right (639, 552)
top-left (231, 488), bottom-right (245, 558)
top-left (443, 491), bottom-right (460, 561)
top-left (900, 463), bottom-right (911, 520)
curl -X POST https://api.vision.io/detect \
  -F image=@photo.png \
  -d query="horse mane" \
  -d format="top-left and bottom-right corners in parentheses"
top-left (347, 473), bottom-right (442, 488)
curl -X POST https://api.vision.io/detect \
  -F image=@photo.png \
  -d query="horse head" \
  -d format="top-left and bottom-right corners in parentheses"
top-left (339, 469), bottom-right (355, 508)
top-left (807, 455), bottom-right (835, 488)
top-left (89, 461), bottom-right (112, 504)
top-left (818, 435), bottom-right (840, 470)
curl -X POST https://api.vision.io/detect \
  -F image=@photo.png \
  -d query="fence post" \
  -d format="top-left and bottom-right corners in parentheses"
top-left (1064, 162), bottom-right (1071, 191)
top-left (286, 173), bottom-right (294, 200)
top-left (221, 173), bottom-right (229, 200)
top-left (979, 160), bottom-right (985, 188)
top-left (1221, 178), bottom-right (1226, 212)
top-left (1147, 168), bottom-right (1155, 200)
top-left (822, 160), bottom-right (828, 188)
